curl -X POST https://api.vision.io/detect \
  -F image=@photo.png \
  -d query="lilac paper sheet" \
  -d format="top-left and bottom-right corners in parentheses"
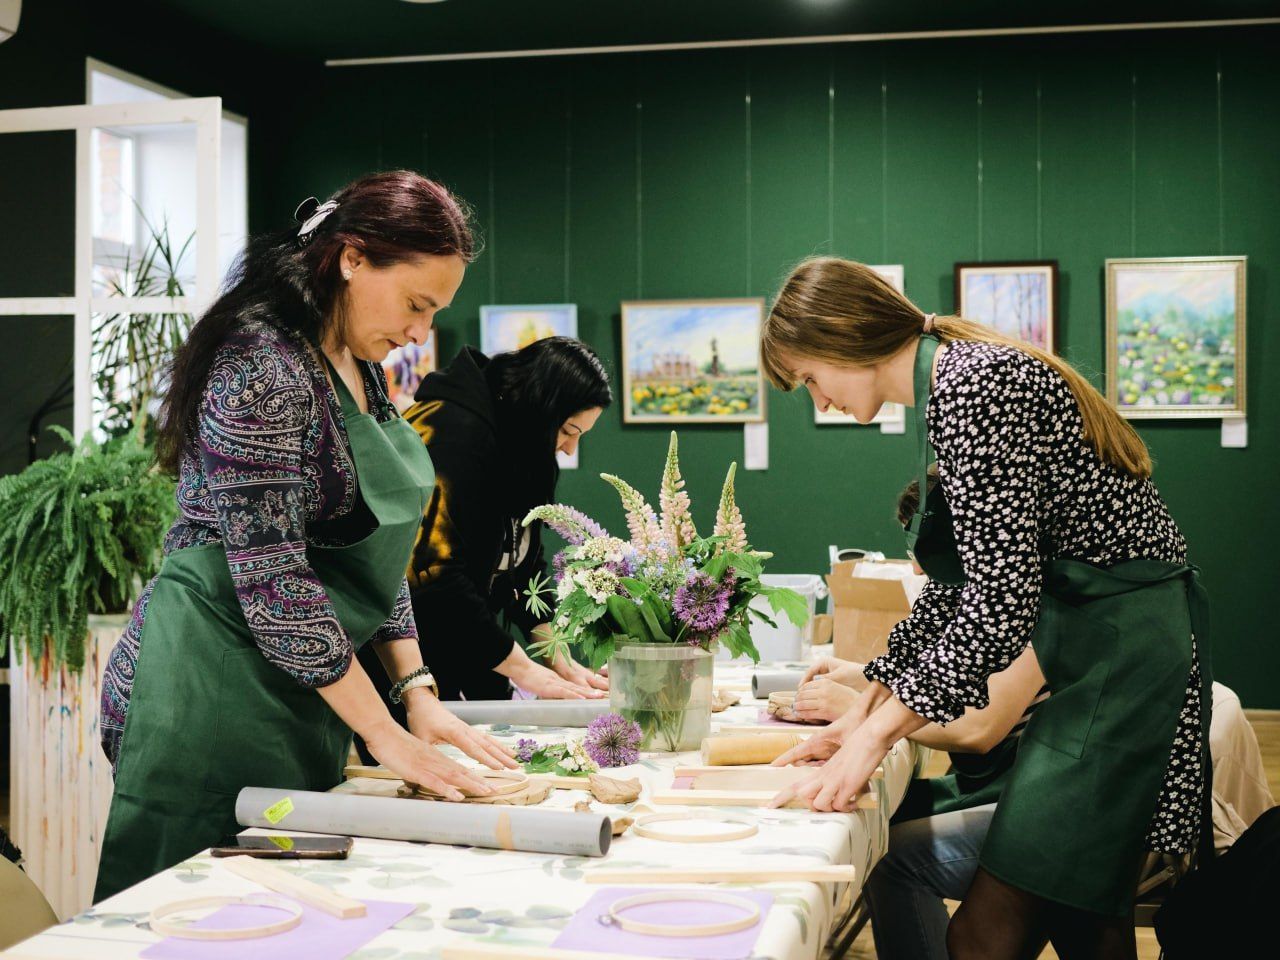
top-left (553, 887), bottom-right (774, 960)
top-left (140, 898), bottom-right (415, 960)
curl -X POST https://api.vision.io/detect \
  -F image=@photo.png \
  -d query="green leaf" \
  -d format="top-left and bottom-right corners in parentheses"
top-left (761, 585), bottom-right (810, 627)
top-left (605, 595), bottom-right (652, 643)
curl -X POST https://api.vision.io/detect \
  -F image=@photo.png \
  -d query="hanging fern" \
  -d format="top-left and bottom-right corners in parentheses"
top-left (0, 428), bottom-right (175, 671)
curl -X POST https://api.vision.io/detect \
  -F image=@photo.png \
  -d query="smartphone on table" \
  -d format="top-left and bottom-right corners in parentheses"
top-left (209, 834), bottom-right (353, 860)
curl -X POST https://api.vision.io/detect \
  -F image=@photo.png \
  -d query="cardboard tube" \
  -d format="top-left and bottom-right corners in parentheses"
top-left (701, 733), bottom-right (805, 766)
top-left (446, 699), bottom-right (612, 727)
top-left (236, 788), bottom-right (611, 857)
top-left (751, 669), bottom-right (807, 699)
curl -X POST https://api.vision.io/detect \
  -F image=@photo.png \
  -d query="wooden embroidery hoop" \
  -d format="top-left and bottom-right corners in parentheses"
top-left (600, 890), bottom-right (761, 937)
top-left (632, 811), bottom-right (760, 843)
top-left (149, 894), bottom-right (304, 941)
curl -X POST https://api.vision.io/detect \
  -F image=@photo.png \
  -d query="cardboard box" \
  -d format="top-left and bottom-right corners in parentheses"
top-left (825, 559), bottom-right (925, 663)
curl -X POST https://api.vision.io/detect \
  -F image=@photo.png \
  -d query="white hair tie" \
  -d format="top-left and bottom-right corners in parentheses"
top-left (294, 197), bottom-right (339, 244)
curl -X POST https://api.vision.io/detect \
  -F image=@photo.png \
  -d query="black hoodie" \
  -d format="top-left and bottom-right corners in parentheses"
top-left (358, 347), bottom-right (548, 705)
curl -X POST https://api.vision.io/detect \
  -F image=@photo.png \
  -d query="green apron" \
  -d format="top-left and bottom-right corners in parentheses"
top-left (94, 357), bottom-right (433, 903)
top-left (901, 334), bottom-right (1213, 915)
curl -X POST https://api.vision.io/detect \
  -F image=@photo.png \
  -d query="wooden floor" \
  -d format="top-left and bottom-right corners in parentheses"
top-left (841, 710), bottom-right (1280, 959)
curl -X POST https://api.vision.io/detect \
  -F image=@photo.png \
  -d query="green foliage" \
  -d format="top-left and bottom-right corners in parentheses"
top-left (92, 214), bottom-right (195, 440)
top-left (0, 428), bottom-right (175, 670)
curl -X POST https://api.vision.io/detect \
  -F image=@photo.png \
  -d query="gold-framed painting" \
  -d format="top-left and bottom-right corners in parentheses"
top-left (621, 298), bottom-right (766, 424)
top-left (954, 260), bottom-right (1058, 353)
top-left (1105, 256), bottom-right (1246, 419)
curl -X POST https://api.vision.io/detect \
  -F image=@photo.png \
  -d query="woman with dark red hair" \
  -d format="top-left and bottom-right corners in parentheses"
top-left (95, 171), bottom-right (516, 900)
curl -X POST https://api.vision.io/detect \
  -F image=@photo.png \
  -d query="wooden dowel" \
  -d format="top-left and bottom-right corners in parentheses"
top-left (651, 788), bottom-right (877, 810)
top-left (584, 864), bottom-right (856, 884)
top-left (674, 765), bottom-right (883, 779)
top-left (218, 855), bottom-right (366, 919)
top-left (702, 733), bottom-right (805, 765)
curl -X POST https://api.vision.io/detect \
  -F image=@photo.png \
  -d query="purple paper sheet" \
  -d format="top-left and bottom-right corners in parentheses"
top-left (553, 887), bottom-right (774, 960)
top-left (140, 898), bottom-right (415, 960)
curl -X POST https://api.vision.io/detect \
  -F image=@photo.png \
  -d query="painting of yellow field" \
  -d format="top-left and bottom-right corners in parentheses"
top-left (622, 298), bottom-right (766, 424)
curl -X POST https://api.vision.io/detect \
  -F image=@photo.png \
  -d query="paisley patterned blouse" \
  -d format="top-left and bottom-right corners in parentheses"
top-left (100, 320), bottom-right (417, 766)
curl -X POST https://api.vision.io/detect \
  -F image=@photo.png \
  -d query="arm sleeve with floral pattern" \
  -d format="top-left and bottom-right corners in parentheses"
top-left (886, 358), bottom-right (1051, 724)
top-left (863, 578), bottom-right (963, 688)
top-left (198, 337), bottom-right (355, 687)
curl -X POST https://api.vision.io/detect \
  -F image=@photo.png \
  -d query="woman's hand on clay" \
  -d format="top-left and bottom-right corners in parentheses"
top-left (800, 656), bottom-right (866, 690)
top-left (768, 732), bottom-right (887, 812)
top-left (770, 705), bottom-right (865, 767)
top-left (792, 676), bottom-right (860, 723)
top-left (362, 718), bottom-right (494, 801)
top-left (550, 648), bottom-right (609, 693)
top-left (405, 692), bottom-right (518, 770)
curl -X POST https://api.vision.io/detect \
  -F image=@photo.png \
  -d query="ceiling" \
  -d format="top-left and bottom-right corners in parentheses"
top-left (151, 0), bottom-right (1280, 64)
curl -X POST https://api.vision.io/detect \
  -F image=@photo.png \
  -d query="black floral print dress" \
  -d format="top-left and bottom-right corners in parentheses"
top-left (864, 340), bottom-right (1204, 854)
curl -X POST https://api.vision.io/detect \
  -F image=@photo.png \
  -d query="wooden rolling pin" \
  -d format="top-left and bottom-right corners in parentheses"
top-left (701, 732), bottom-right (805, 765)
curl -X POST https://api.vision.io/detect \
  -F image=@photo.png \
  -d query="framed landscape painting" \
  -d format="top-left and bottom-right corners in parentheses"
top-left (621, 299), bottom-right (766, 424)
top-left (955, 260), bottom-right (1058, 353)
top-left (381, 329), bottom-right (439, 413)
top-left (480, 303), bottom-right (578, 355)
top-left (1106, 256), bottom-right (1246, 419)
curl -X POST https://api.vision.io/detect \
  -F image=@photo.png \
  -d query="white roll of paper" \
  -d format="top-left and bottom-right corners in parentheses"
top-left (446, 698), bottom-right (612, 727)
top-left (236, 788), bottom-right (611, 857)
top-left (752, 669), bottom-right (807, 699)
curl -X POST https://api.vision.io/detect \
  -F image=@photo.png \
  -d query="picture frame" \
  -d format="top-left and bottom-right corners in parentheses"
top-left (954, 260), bottom-right (1058, 353)
top-left (814, 264), bottom-right (905, 431)
top-left (480, 303), bottom-right (578, 355)
top-left (380, 328), bottom-right (439, 414)
top-left (621, 298), bottom-right (766, 424)
top-left (1105, 256), bottom-right (1246, 420)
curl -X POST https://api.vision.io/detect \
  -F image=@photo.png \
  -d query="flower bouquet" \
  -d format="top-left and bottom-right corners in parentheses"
top-left (524, 433), bottom-right (808, 752)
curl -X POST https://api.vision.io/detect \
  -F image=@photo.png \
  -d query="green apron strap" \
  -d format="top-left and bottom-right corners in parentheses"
top-left (905, 334), bottom-right (940, 554)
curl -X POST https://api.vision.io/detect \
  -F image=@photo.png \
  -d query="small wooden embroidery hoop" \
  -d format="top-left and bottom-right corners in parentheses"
top-left (632, 811), bottom-right (760, 843)
top-left (149, 894), bottom-right (303, 941)
top-left (600, 890), bottom-right (761, 937)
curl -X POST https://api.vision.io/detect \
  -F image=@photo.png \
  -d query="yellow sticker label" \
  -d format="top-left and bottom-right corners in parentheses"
top-left (267, 835), bottom-right (295, 851)
top-left (263, 797), bottom-right (294, 825)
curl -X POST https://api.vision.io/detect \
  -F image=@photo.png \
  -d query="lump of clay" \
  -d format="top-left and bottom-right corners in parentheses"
top-left (588, 774), bottom-right (642, 805)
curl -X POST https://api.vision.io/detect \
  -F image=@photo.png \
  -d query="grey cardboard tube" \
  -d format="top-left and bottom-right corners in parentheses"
top-left (752, 669), bottom-right (807, 699)
top-left (236, 787), bottom-right (611, 857)
top-left (446, 698), bottom-right (612, 727)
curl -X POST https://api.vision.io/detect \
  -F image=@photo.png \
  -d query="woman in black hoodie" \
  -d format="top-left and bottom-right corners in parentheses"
top-left (359, 336), bottom-right (612, 710)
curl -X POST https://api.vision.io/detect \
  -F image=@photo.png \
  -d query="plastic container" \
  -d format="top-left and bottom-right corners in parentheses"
top-left (719, 574), bottom-right (827, 663)
top-left (609, 641), bottom-right (713, 752)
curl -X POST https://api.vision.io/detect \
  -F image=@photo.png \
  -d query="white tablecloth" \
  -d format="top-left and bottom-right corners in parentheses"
top-left (5, 661), bottom-right (924, 960)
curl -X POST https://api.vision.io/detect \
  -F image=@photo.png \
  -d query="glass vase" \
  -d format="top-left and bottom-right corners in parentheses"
top-left (608, 641), bottom-right (713, 753)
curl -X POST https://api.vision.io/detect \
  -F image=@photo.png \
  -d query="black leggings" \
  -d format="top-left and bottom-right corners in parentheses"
top-left (947, 867), bottom-right (1137, 960)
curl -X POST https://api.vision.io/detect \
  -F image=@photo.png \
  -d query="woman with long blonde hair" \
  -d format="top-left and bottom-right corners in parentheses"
top-left (764, 257), bottom-right (1211, 960)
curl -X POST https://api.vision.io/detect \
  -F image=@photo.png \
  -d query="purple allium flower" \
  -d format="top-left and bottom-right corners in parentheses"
top-left (583, 713), bottom-right (643, 768)
top-left (672, 571), bottom-right (732, 635)
top-left (515, 738), bottom-right (539, 763)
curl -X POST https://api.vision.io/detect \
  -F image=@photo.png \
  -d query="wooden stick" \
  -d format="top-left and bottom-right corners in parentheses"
top-left (347, 764), bottom-right (595, 793)
top-left (442, 945), bottom-right (672, 960)
top-left (702, 732), bottom-right (806, 765)
top-left (584, 864), bottom-right (857, 884)
top-left (651, 788), bottom-right (877, 810)
top-left (674, 764), bottom-right (883, 779)
top-left (218, 855), bottom-right (367, 919)
top-left (710, 724), bottom-right (821, 737)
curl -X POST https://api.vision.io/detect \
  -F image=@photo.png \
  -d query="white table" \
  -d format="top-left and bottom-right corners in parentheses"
top-left (4, 661), bottom-right (924, 960)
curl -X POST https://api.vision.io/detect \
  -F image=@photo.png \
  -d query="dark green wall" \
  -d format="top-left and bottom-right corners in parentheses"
top-left (259, 26), bottom-right (1280, 707)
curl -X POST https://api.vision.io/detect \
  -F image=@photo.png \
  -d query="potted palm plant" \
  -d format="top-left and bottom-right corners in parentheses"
top-left (524, 433), bottom-right (807, 752)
